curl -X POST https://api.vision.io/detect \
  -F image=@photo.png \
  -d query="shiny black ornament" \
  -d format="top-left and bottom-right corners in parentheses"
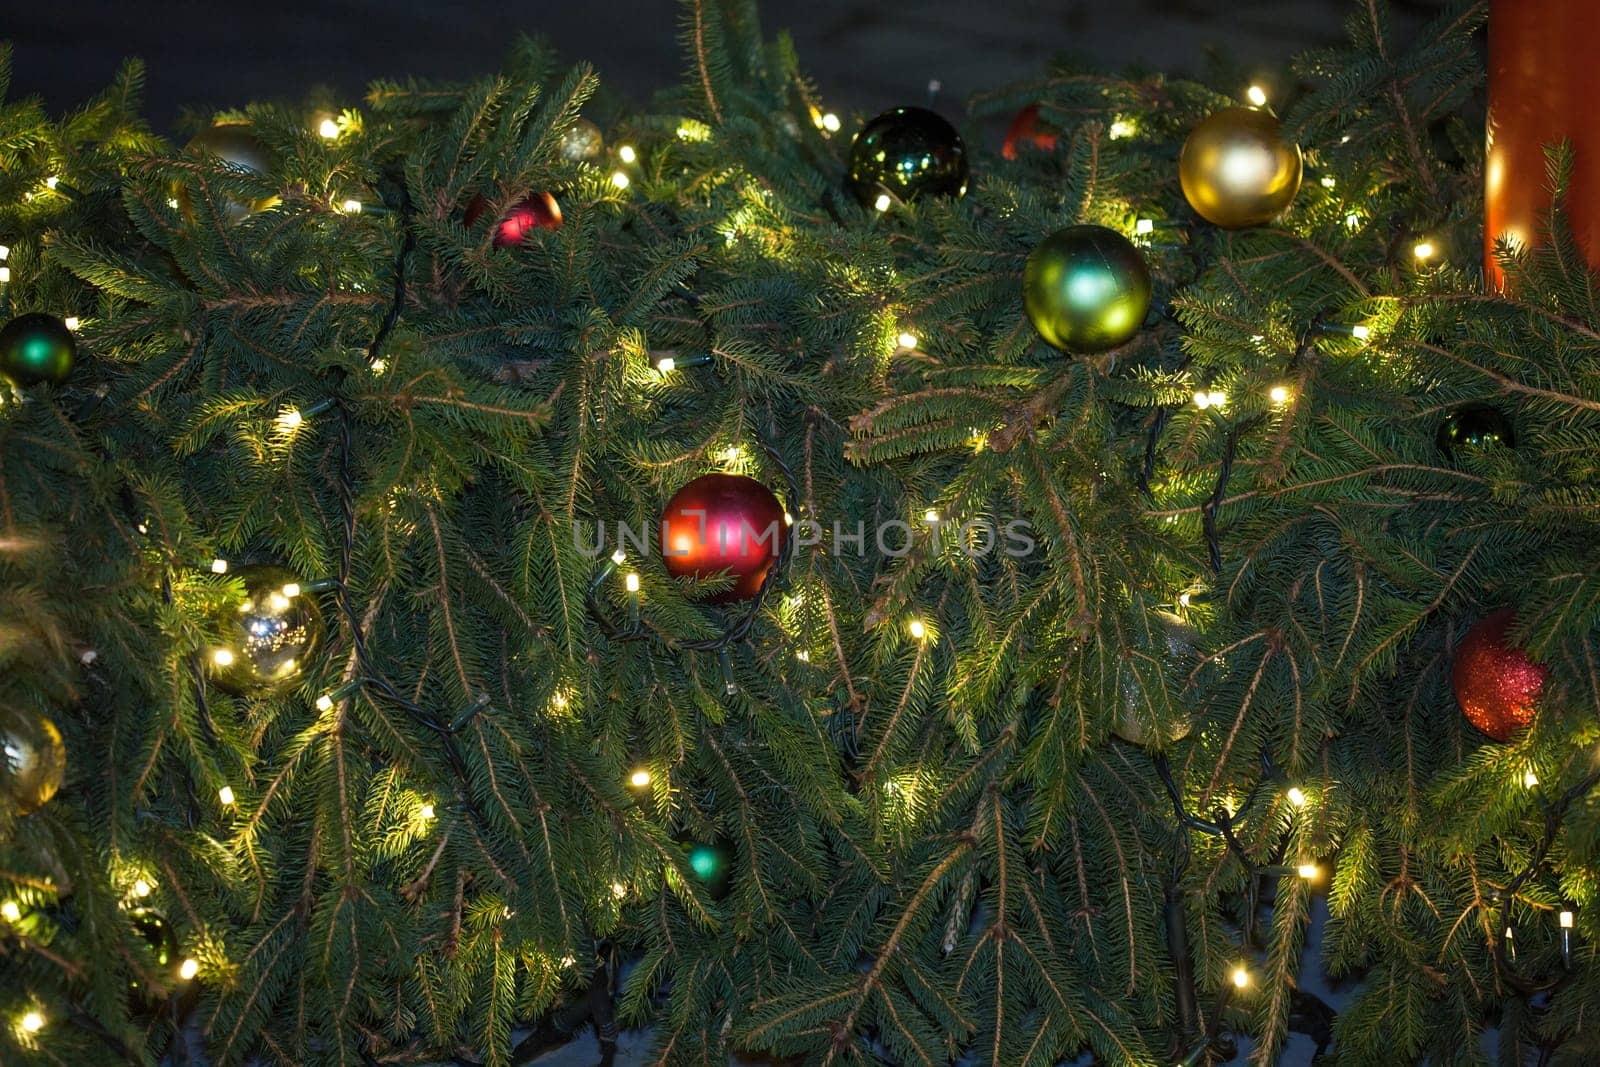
top-left (1437, 404), bottom-right (1515, 457)
top-left (847, 107), bottom-right (968, 207)
top-left (210, 564), bottom-right (323, 695)
top-left (130, 908), bottom-right (179, 968)
top-left (0, 313), bottom-right (76, 386)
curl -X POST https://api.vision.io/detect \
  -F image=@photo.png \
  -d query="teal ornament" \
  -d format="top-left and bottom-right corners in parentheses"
top-left (1023, 225), bottom-right (1152, 353)
top-left (0, 313), bottom-right (76, 385)
top-left (681, 837), bottom-right (733, 901)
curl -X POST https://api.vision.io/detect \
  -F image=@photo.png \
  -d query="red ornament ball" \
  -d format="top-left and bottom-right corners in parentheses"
top-left (1002, 104), bottom-right (1059, 160)
top-left (660, 474), bottom-right (785, 603)
top-left (465, 192), bottom-right (563, 248)
top-left (1452, 608), bottom-right (1547, 742)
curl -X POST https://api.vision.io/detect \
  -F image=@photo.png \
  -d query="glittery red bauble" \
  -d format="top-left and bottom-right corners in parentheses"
top-left (1452, 608), bottom-right (1547, 742)
top-left (660, 474), bottom-right (784, 603)
top-left (464, 192), bottom-right (563, 247)
top-left (1002, 104), bottom-right (1059, 160)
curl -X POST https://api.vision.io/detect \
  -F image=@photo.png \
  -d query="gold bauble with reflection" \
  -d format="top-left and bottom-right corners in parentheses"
top-left (559, 118), bottom-right (604, 163)
top-left (1112, 612), bottom-right (1199, 747)
top-left (1179, 108), bottom-right (1303, 229)
top-left (2, 714), bottom-right (66, 813)
top-left (179, 124), bottom-right (278, 220)
top-left (211, 564), bottom-right (322, 695)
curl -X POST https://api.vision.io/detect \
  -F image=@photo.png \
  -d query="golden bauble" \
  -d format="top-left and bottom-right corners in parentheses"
top-left (1179, 108), bottom-right (1303, 229)
top-left (2, 714), bottom-right (66, 814)
top-left (211, 564), bottom-right (323, 695)
top-left (1111, 611), bottom-right (1199, 747)
top-left (179, 124), bottom-right (279, 220)
top-left (559, 118), bottom-right (604, 163)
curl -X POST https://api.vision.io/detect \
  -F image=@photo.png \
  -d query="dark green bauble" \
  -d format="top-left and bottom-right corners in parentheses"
top-left (679, 835), bottom-right (734, 901)
top-left (847, 107), bottom-right (968, 207)
top-left (1437, 404), bottom-right (1515, 457)
top-left (0, 313), bottom-right (76, 386)
top-left (129, 909), bottom-right (179, 968)
top-left (181, 124), bottom-right (278, 220)
top-left (210, 565), bottom-right (322, 695)
top-left (1112, 611), bottom-right (1200, 747)
top-left (1023, 225), bottom-right (1152, 353)
top-left (1, 714), bottom-right (66, 813)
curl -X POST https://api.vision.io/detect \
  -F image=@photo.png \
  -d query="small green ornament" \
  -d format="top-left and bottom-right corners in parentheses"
top-left (680, 836), bottom-right (733, 901)
top-left (1437, 404), bottom-right (1515, 458)
top-left (1023, 225), bottom-right (1151, 353)
top-left (847, 106), bottom-right (968, 206)
top-left (0, 313), bottom-right (76, 385)
top-left (210, 564), bottom-right (323, 695)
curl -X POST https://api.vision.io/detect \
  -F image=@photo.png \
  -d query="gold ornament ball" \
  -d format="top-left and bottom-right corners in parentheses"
top-left (1179, 108), bottom-right (1303, 229)
top-left (2, 715), bottom-right (66, 813)
top-left (211, 564), bottom-right (323, 695)
top-left (180, 124), bottom-right (278, 220)
top-left (559, 118), bottom-right (604, 163)
top-left (1112, 612), bottom-right (1199, 747)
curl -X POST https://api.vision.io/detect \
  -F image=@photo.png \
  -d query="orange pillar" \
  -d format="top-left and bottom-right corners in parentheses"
top-left (1486, 0), bottom-right (1600, 288)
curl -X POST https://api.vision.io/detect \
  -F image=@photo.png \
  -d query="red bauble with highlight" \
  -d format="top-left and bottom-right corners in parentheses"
top-left (660, 474), bottom-right (784, 603)
top-left (1452, 608), bottom-right (1548, 742)
top-left (465, 192), bottom-right (563, 248)
top-left (1002, 104), bottom-right (1059, 160)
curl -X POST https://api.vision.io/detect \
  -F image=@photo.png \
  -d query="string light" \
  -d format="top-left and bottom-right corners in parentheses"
top-left (1296, 862), bottom-right (1320, 880)
top-left (1, 900), bottom-right (20, 922)
top-left (1135, 218), bottom-right (1155, 236)
top-left (1523, 770), bottom-right (1539, 788)
top-left (0, 244), bottom-right (9, 260)
top-left (318, 117), bottom-right (340, 140)
top-left (1286, 787), bottom-right (1308, 807)
top-left (419, 802), bottom-right (435, 820)
top-left (923, 508), bottom-right (939, 523)
top-left (1320, 175), bottom-right (1337, 189)
top-left (873, 193), bottom-right (892, 212)
top-left (656, 356), bottom-right (676, 372)
top-left (610, 548), bottom-right (626, 566)
top-left (611, 171), bottom-right (631, 190)
top-left (897, 332), bottom-right (919, 350)
top-left (624, 572), bottom-right (640, 593)
top-left (629, 769), bottom-right (652, 788)
top-left (1350, 324), bottom-right (1371, 341)
top-left (217, 785), bottom-right (236, 806)
top-left (370, 358), bottom-right (387, 374)
top-left (211, 558), bottom-right (230, 573)
top-left (63, 316), bottom-right (80, 331)
top-left (1108, 118), bottom-right (1135, 140)
top-left (611, 882), bottom-right (627, 899)
top-left (211, 648), bottom-right (235, 667)
top-left (1269, 385), bottom-right (1291, 406)
top-left (316, 694), bottom-right (334, 712)
top-left (908, 619), bottom-right (928, 640)
top-left (276, 407), bottom-right (304, 431)
top-left (0, 267), bottom-right (9, 284)
top-left (132, 878), bottom-right (152, 898)
top-left (1344, 211), bottom-right (1362, 230)
top-left (1207, 390), bottom-right (1227, 409)
top-left (1246, 85), bottom-right (1268, 107)
top-left (1231, 965), bottom-right (1250, 988)
top-left (1193, 391), bottom-right (1212, 410)
top-left (1560, 909), bottom-right (1575, 929)
top-left (1178, 592), bottom-right (1192, 608)
top-left (821, 112), bottom-right (841, 134)
top-left (1413, 240), bottom-right (1436, 261)
top-left (20, 1010), bottom-right (43, 1034)
top-left (45, 176), bottom-right (59, 191)
top-left (339, 198), bottom-right (363, 214)
top-left (179, 958), bottom-right (200, 980)
top-left (795, 650), bottom-right (810, 662)
top-left (618, 145), bottom-right (637, 164)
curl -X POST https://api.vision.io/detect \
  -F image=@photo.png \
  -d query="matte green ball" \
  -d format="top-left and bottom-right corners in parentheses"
top-left (0, 313), bottom-right (76, 385)
top-left (1023, 226), bottom-right (1151, 353)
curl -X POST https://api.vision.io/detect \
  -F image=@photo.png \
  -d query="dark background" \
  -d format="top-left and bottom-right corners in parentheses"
top-left (6, 0), bottom-right (1448, 135)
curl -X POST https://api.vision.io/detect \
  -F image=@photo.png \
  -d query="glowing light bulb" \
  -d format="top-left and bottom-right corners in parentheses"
top-left (1231, 965), bottom-right (1250, 988)
top-left (319, 118), bottom-right (340, 139)
top-left (1207, 390), bottom-right (1227, 409)
top-left (908, 619), bottom-right (928, 640)
top-left (0, 267), bottom-right (9, 284)
top-left (1269, 385), bottom-right (1290, 405)
top-left (1109, 118), bottom-right (1134, 140)
top-left (873, 193), bottom-right (892, 212)
top-left (1345, 212), bottom-right (1362, 230)
top-left (610, 548), bottom-right (626, 565)
top-left (217, 785), bottom-right (236, 806)
top-left (0, 245), bottom-right (9, 260)
top-left (1350, 324), bottom-right (1371, 341)
top-left (315, 694), bottom-right (335, 712)
top-left (63, 316), bottom-right (80, 331)
top-left (1286, 787), bottom-right (1307, 807)
top-left (624, 573), bottom-right (640, 593)
top-left (132, 878), bottom-right (152, 898)
top-left (783, 512), bottom-right (794, 526)
top-left (211, 648), bottom-right (235, 667)
top-left (1320, 175), bottom-right (1336, 189)
top-left (1413, 240), bottom-right (1436, 261)
top-left (1135, 218), bottom-right (1155, 236)
top-left (795, 650), bottom-right (810, 662)
top-left (1193, 391), bottom-right (1211, 410)
top-left (724, 445), bottom-right (742, 463)
top-left (276, 407), bottom-right (303, 431)
top-left (20, 1010), bottom-right (43, 1033)
top-left (1297, 862), bottom-right (1319, 880)
top-left (370, 359), bottom-right (387, 374)
top-left (897, 332), bottom-right (919, 350)
top-left (211, 558), bottom-right (229, 574)
top-left (630, 769), bottom-right (652, 788)
top-left (179, 958), bottom-right (200, 980)
top-left (1523, 770), bottom-right (1539, 788)
top-left (1247, 85), bottom-right (1268, 107)
top-left (45, 176), bottom-right (59, 190)
top-left (656, 356), bottom-right (677, 372)
top-left (1560, 909), bottom-right (1575, 928)
top-left (1, 901), bottom-right (20, 922)
top-left (1178, 592), bottom-right (1192, 608)
top-left (340, 198), bottom-right (362, 214)
top-left (167, 197), bottom-right (180, 209)
top-left (821, 112), bottom-right (841, 133)
top-left (550, 691), bottom-right (569, 710)
top-left (420, 802), bottom-right (435, 820)
top-left (618, 145), bottom-right (637, 164)
top-left (610, 171), bottom-right (631, 190)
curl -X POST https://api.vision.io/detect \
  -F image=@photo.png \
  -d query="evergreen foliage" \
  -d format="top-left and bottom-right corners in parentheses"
top-left (2, 1), bottom-right (1597, 1064)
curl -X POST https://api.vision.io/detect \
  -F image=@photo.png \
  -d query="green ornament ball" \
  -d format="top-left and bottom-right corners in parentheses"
top-left (847, 106), bottom-right (969, 207)
top-left (681, 836), bottom-right (733, 901)
top-left (1437, 403), bottom-right (1515, 458)
top-left (1, 714), bottom-right (66, 813)
top-left (210, 564), bottom-right (323, 695)
top-left (1023, 225), bottom-right (1152, 353)
top-left (0, 313), bottom-right (77, 386)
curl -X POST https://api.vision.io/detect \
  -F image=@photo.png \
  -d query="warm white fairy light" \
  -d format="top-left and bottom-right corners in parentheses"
top-left (795, 649), bottom-right (810, 662)
top-left (1, 901), bottom-right (20, 922)
top-left (1523, 770), bottom-right (1539, 788)
top-left (0, 244), bottom-right (9, 260)
top-left (179, 958), bottom-right (200, 980)
top-left (1345, 211), bottom-right (1362, 230)
top-left (211, 648), bottom-right (235, 667)
top-left (132, 878), bottom-right (152, 898)
top-left (1560, 909), bottom-right (1575, 928)
top-left (315, 694), bottom-right (335, 712)
top-left (908, 619), bottom-right (928, 640)
top-left (873, 193), bottom-right (892, 212)
top-left (211, 558), bottom-right (229, 573)
top-left (821, 112), bottom-right (841, 133)
top-left (276, 407), bottom-right (304, 431)
top-left (63, 316), bottom-right (80, 331)
top-left (1109, 118), bottom-right (1135, 140)
top-left (1193, 391), bottom-right (1211, 410)
top-left (618, 145), bottom-right (637, 164)
top-left (1135, 218), bottom-right (1155, 236)
top-left (45, 176), bottom-right (59, 191)
top-left (923, 508), bottom-right (939, 523)
top-left (1297, 862), bottom-right (1319, 880)
top-left (0, 267), bottom-right (9, 284)
top-left (1350, 324), bottom-right (1371, 341)
top-left (629, 769), bottom-right (651, 788)
top-left (897, 332), bottom-right (918, 350)
top-left (1231, 965), bottom-right (1250, 988)
top-left (1207, 390), bottom-right (1227, 409)
top-left (318, 118), bottom-right (340, 140)
top-left (1413, 240), bottom-right (1436, 261)
top-left (167, 197), bottom-right (180, 209)
top-left (611, 882), bottom-right (627, 898)
top-left (624, 572), bottom-right (641, 593)
top-left (20, 1010), bottom-right (44, 1033)
top-left (339, 198), bottom-right (362, 214)
top-left (1286, 787), bottom-right (1308, 807)
top-left (1269, 385), bottom-right (1290, 406)
top-left (610, 548), bottom-right (626, 565)
top-left (656, 356), bottom-right (676, 372)
top-left (419, 802), bottom-right (435, 820)
top-left (217, 785), bottom-right (236, 806)
top-left (1247, 85), bottom-right (1268, 107)
top-left (1320, 175), bottom-right (1337, 189)
top-left (610, 171), bottom-right (631, 190)
top-left (1178, 592), bottom-right (1192, 608)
